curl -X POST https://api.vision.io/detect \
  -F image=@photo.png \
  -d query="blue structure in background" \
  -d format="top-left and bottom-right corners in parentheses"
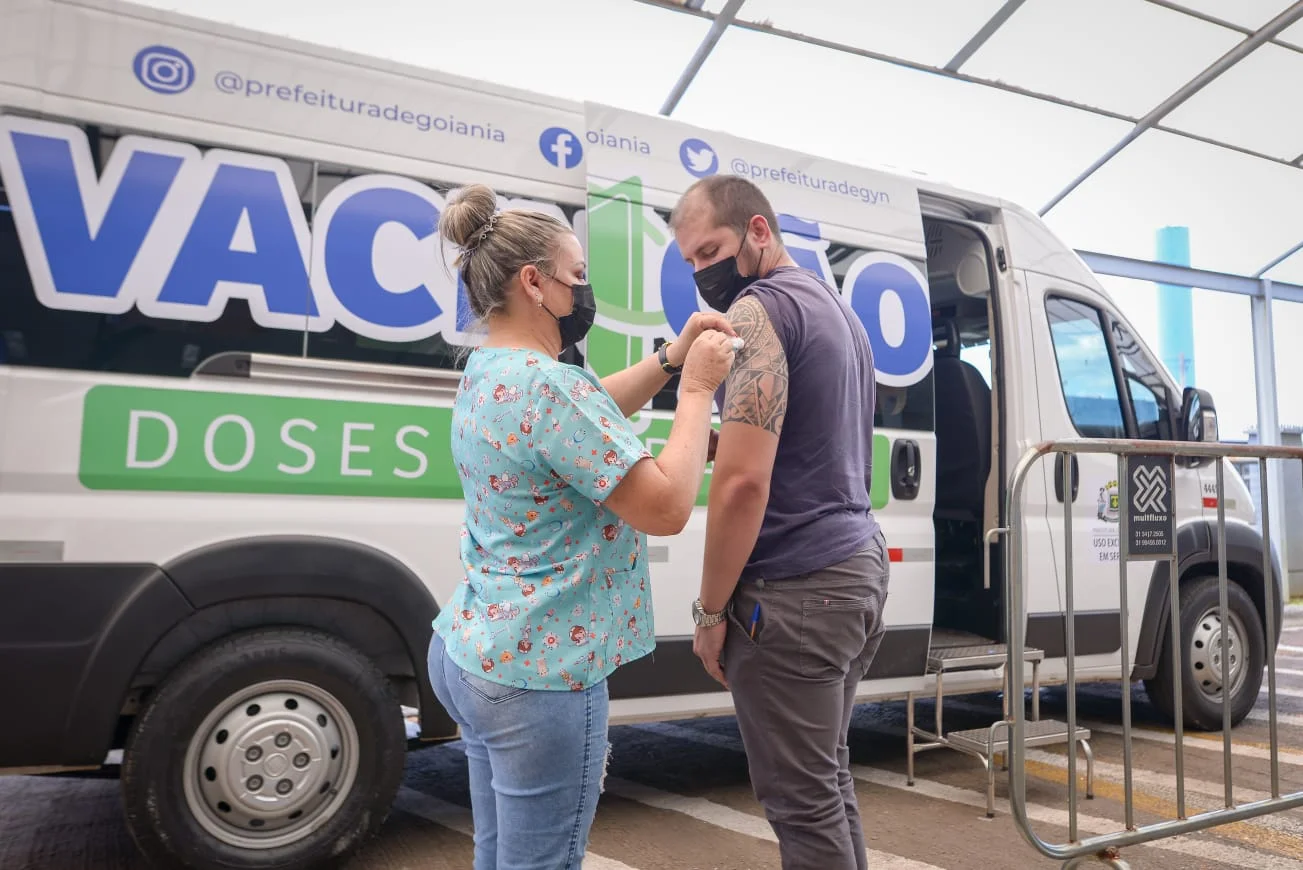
top-left (1156, 226), bottom-right (1195, 388)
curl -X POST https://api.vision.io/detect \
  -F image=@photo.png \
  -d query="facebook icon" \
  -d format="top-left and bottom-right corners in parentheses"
top-left (539, 126), bottom-right (583, 169)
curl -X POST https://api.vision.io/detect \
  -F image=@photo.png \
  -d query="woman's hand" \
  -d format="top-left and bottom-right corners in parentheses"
top-left (680, 329), bottom-right (737, 395)
top-left (666, 311), bottom-right (736, 369)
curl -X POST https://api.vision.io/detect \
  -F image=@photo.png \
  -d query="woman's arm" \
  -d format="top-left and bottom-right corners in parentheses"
top-left (603, 389), bottom-right (715, 535)
top-left (602, 331), bottom-right (736, 536)
top-left (599, 350), bottom-right (675, 418)
top-left (599, 312), bottom-right (735, 418)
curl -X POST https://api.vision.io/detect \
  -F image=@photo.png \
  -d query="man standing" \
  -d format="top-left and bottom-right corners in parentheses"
top-left (671, 175), bottom-right (890, 870)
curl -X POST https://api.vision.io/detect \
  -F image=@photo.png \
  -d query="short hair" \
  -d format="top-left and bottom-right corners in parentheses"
top-left (670, 175), bottom-right (782, 243)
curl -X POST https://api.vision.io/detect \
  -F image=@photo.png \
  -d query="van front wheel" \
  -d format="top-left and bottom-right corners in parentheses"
top-left (121, 627), bottom-right (406, 870)
top-left (1144, 575), bottom-right (1265, 732)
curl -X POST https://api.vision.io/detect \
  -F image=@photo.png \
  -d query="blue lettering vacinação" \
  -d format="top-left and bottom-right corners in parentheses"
top-left (0, 115), bottom-right (463, 341)
top-left (5, 126), bottom-right (186, 310)
top-left (846, 252), bottom-right (933, 387)
top-left (0, 113), bottom-right (932, 387)
top-left (318, 179), bottom-right (442, 331)
top-left (156, 161), bottom-right (316, 319)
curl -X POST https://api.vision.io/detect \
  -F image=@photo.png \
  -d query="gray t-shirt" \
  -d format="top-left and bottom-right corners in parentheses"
top-left (715, 266), bottom-right (881, 582)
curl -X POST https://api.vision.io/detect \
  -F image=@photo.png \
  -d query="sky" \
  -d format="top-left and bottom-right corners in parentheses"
top-left (129, 0), bottom-right (1303, 437)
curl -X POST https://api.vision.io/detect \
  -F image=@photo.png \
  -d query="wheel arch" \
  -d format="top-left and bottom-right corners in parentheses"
top-left (1131, 518), bottom-right (1282, 681)
top-left (99, 535), bottom-right (456, 754)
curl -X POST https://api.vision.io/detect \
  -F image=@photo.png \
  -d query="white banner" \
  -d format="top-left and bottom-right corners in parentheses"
top-left (31, 0), bottom-right (584, 188)
top-left (582, 101), bottom-right (924, 248)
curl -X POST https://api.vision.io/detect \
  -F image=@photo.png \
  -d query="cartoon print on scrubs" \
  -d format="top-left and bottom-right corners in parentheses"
top-left (432, 347), bottom-right (655, 692)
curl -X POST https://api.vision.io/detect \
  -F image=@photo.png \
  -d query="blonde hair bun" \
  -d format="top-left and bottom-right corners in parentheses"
top-left (440, 183), bottom-right (499, 251)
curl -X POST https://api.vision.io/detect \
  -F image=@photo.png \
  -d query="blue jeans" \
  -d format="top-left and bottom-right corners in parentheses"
top-left (427, 630), bottom-right (610, 870)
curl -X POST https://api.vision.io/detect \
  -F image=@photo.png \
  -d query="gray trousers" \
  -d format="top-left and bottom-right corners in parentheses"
top-left (723, 531), bottom-right (890, 870)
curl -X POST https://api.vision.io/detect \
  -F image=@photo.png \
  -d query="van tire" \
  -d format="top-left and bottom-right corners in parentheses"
top-left (121, 627), bottom-right (406, 870)
top-left (1144, 575), bottom-right (1265, 732)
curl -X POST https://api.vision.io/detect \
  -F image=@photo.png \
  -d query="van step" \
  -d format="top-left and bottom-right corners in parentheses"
top-left (946, 719), bottom-right (1090, 755)
top-left (927, 643), bottom-right (1044, 673)
top-left (928, 627), bottom-right (995, 649)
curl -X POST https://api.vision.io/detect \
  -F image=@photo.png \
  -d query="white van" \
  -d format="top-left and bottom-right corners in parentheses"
top-left (0, 0), bottom-right (1281, 867)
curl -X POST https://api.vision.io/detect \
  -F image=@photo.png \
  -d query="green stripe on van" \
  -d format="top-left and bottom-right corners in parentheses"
top-left (78, 385), bottom-right (459, 499)
top-left (77, 385), bottom-right (897, 508)
top-left (871, 433), bottom-right (890, 511)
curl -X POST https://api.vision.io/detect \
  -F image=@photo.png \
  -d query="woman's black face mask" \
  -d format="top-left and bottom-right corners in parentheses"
top-left (540, 274), bottom-right (597, 351)
top-left (693, 229), bottom-right (762, 312)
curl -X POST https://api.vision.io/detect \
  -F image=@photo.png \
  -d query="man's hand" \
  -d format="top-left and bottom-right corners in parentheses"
top-left (667, 311), bottom-right (736, 369)
top-left (693, 621), bottom-right (729, 688)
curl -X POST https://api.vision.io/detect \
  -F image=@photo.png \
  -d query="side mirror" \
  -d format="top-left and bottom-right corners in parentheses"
top-left (1181, 386), bottom-right (1218, 444)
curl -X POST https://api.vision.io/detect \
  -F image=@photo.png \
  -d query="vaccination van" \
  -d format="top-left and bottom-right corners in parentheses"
top-left (0, 0), bottom-right (1282, 867)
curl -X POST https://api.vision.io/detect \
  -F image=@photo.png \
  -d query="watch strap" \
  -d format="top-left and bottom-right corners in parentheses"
top-left (693, 598), bottom-right (726, 627)
top-left (658, 341), bottom-right (682, 374)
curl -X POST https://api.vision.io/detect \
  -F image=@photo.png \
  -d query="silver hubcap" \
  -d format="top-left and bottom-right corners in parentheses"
top-left (1189, 606), bottom-right (1248, 704)
top-left (182, 680), bottom-right (359, 850)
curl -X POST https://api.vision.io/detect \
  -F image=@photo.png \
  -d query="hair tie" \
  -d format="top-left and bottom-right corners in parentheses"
top-left (463, 211), bottom-right (501, 259)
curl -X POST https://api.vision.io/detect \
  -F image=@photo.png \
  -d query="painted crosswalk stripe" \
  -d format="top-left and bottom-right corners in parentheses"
top-left (393, 787), bottom-right (477, 835)
top-left (394, 787), bottom-right (640, 870)
top-left (1244, 706), bottom-right (1303, 727)
top-left (1022, 748), bottom-right (1303, 839)
top-left (603, 776), bottom-right (945, 869)
top-left (850, 765), bottom-right (1303, 870)
top-left (637, 721), bottom-right (1302, 869)
top-left (1083, 721), bottom-right (1303, 766)
top-left (937, 693), bottom-right (1303, 744)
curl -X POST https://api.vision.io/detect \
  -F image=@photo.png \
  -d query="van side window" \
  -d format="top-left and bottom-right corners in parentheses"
top-left (1045, 297), bottom-right (1126, 439)
top-left (1110, 320), bottom-right (1173, 440)
top-left (301, 167), bottom-right (526, 374)
top-left (0, 127), bottom-right (312, 378)
top-left (959, 336), bottom-right (993, 387)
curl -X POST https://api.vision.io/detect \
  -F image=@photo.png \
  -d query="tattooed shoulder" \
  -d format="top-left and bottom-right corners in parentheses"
top-left (722, 297), bottom-right (788, 436)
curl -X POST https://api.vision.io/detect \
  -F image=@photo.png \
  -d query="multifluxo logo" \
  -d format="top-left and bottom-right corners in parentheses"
top-left (132, 45), bottom-right (195, 95)
top-left (539, 126), bottom-right (583, 169)
top-left (1131, 463), bottom-right (1170, 514)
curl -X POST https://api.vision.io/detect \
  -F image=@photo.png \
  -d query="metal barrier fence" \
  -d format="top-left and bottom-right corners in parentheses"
top-left (1003, 438), bottom-right (1303, 870)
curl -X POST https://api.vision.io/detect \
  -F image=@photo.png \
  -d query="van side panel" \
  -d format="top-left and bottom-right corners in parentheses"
top-left (0, 562), bottom-right (191, 767)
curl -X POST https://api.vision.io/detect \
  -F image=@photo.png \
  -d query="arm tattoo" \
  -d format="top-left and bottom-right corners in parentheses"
top-left (722, 297), bottom-right (789, 436)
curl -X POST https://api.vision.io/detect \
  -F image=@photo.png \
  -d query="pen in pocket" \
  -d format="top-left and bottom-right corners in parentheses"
top-left (748, 602), bottom-right (761, 639)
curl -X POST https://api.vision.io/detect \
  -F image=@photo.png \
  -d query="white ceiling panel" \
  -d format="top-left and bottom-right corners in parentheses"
top-left (961, 0), bottom-right (1241, 117)
top-left (1161, 0), bottom-right (1297, 30)
top-left (705, 0), bottom-right (1011, 68)
top-left (675, 24), bottom-right (1133, 211)
top-left (1044, 129), bottom-right (1303, 275)
top-left (1163, 43), bottom-right (1303, 161)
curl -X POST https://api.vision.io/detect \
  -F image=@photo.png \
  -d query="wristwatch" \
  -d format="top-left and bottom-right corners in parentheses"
top-left (658, 341), bottom-right (682, 375)
top-left (691, 598), bottom-right (726, 627)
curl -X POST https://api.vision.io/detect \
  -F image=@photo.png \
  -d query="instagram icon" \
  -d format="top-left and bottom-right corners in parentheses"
top-left (133, 45), bottom-right (195, 95)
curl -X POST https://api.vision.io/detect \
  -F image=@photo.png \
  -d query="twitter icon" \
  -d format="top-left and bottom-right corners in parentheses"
top-left (679, 138), bottom-right (719, 178)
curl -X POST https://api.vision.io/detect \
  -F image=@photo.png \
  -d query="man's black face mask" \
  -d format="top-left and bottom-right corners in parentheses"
top-left (693, 229), bottom-right (763, 312)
